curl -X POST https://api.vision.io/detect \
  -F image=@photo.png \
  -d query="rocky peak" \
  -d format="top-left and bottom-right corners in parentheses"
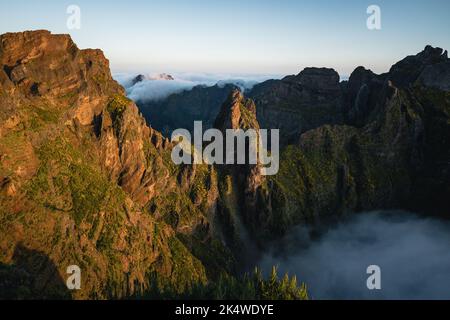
top-left (348, 67), bottom-right (377, 86)
top-left (389, 45), bottom-right (449, 88)
top-left (415, 47), bottom-right (450, 91)
top-left (249, 67), bottom-right (344, 145)
top-left (286, 67), bottom-right (341, 91)
top-left (131, 74), bottom-right (146, 86)
top-left (417, 45), bottom-right (448, 63)
top-left (212, 92), bottom-right (265, 256)
top-left (149, 73), bottom-right (175, 81)
top-left (0, 30), bottom-right (75, 66)
top-left (214, 89), bottom-right (259, 131)
top-left (0, 30), bottom-right (122, 104)
top-left (344, 66), bottom-right (386, 126)
top-left (131, 73), bottom-right (175, 86)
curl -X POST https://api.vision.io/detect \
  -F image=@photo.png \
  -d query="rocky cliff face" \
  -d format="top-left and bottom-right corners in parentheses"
top-left (0, 30), bottom-right (226, 299)
top-left (389, 45), bottom-right (449, 89)
top-left (253, 46), bottom-right (450, 238)
top-left (211, 90), bottom-right (266, 265)
top-left (248, 68), bottom-right (345, 145)
top-left (343, 66), bottom-right (386, 127)
top-left (248, 49), bottom-right (449, 148)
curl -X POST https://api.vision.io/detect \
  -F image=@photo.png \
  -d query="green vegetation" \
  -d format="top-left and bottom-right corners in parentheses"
top-left (142, 266), bottom-right (308, 300)
top-left (107, 94), bottom-right (131, 135)
top-left (92, 73), bottom-right (110, 85)
top-left (414, 86), bottom-right (450, 115)
top-left (178, 234), bottom-right (236, 281)
top-left (239, 101), bottom-right (259, 130)
top-left (146, 236), bottom-right (207, 295)
top-left (148, 190), bottom-right (203, 230)
top-left (168, 237), bottom-right (207, 291)
top-left (107, 94), bottom-right (131, 119)
top-left (26, 137), bottom-right (123, 225)
top-left (22, 104), bottom-right (61, 131)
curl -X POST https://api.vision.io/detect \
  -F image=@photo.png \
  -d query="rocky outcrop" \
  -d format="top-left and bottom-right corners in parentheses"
top-left (344, 66), bottom-right (386, 127)
top-left (389, 45), bottom-right (448, 88)
top-left (211, 90), bottom-right (266, 264)
top-left (131, 74), bottom-right (146, 86)
top-left (248, 67), bottom-right (345, 145)
top-left (417, 62), bottom-right (450, 91)
top-left (284, 67), bottom-right (341, 91)
top-left (214, 89), bottom-right (259, 131)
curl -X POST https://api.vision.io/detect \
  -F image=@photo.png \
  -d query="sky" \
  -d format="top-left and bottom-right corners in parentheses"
top-left (0, 0), bottom-right (449, 77)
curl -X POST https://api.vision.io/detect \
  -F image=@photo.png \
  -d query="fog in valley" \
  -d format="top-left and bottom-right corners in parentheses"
top-left (259, 211), bottom-right (450, 300)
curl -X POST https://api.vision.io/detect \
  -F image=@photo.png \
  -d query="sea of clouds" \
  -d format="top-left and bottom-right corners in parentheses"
top-left (113, 72), bottom-right (280, 103)
top-left (259, 211), bottom-right (450, 300)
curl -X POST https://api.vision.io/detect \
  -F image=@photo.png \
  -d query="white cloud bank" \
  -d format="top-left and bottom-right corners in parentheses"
top-left (259, 211), bottom-right (450, 300)
top-left (113, 72), bottom-right (280, 103)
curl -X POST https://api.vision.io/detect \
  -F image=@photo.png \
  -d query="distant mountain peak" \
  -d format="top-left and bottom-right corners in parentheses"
top-left (281, 67), bottom-right (340, 91)
top-left (131, 74), bottom-right (146, 86)
top-left (149, 73), bottom-right (175, 81)
top-left (131, 73), bottom-right (175, 86)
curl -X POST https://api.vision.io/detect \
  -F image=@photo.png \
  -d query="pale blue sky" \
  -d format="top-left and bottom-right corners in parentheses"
top-left (0, 0), bottom-right (449, 76)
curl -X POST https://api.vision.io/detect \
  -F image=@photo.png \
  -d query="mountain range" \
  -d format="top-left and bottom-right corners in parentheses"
top-left (0, 30), bottom-right (449, 299)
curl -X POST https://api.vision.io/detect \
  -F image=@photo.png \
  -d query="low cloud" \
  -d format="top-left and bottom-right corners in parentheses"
top-left (126, 78), bottom-right (198, 102)
top-left (113, 72), bottom-right (279, 103)
top-left (259, 211), bottom-right (450, 300)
